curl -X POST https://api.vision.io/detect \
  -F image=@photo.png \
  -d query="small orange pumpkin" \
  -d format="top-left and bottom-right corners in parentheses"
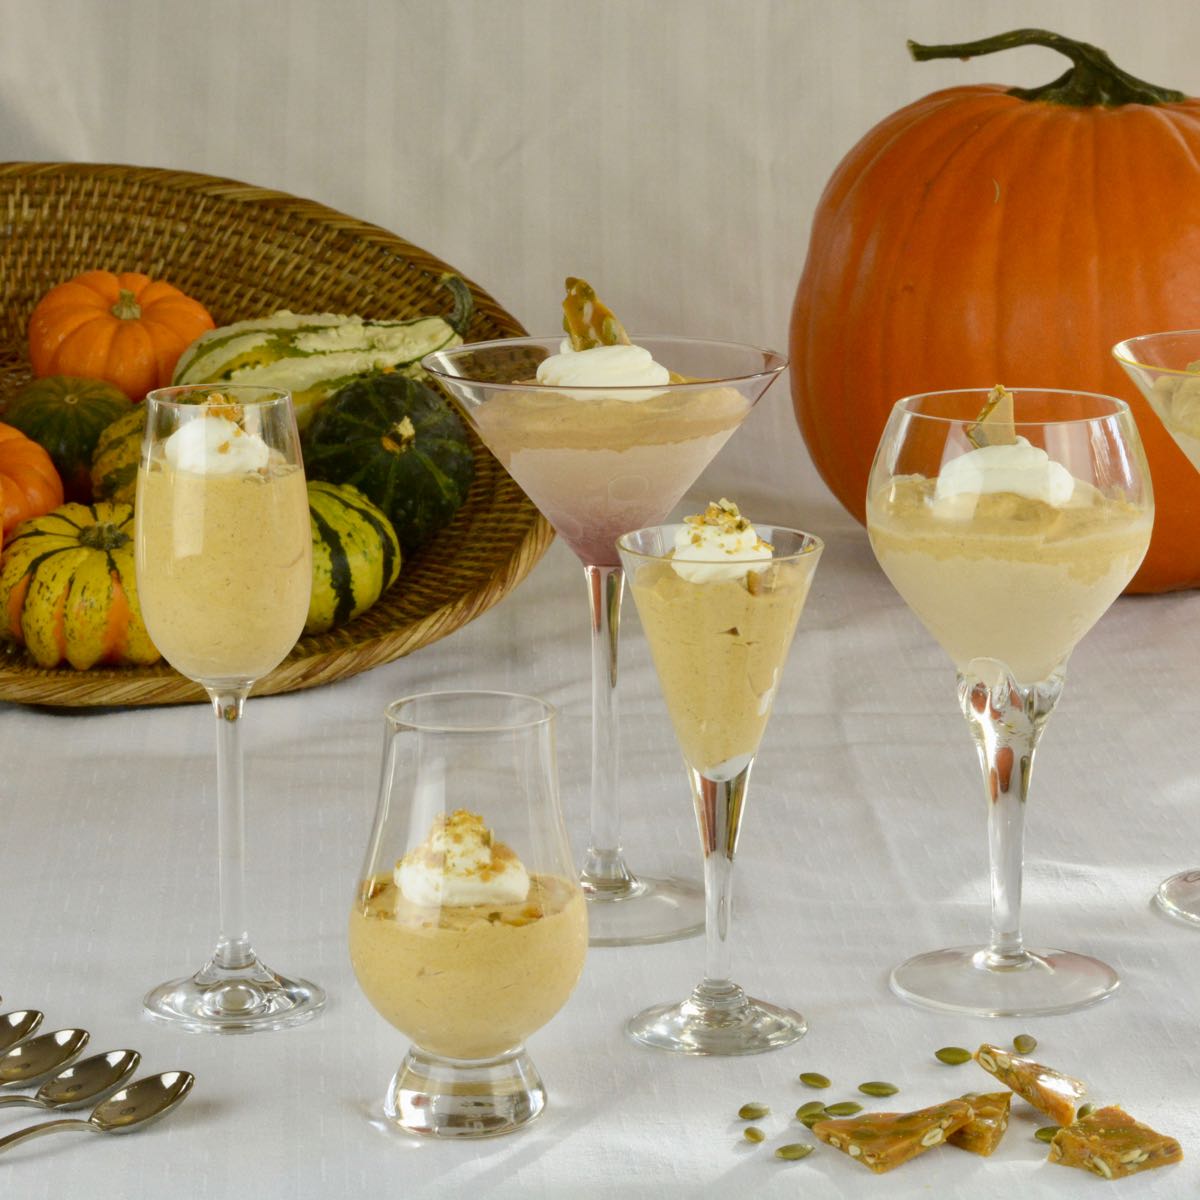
top-left (28, 270), bottom-right (215, 401)
top-left (0, 422), bottom-right (63, 543)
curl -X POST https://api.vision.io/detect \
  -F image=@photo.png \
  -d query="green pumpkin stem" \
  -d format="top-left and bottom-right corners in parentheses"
top-left (111, 288), bottom-right (143, 320)
top-left (78, 521), bottom-right (131, 552)
top-left (907, 28), bottom-right (1186, 107)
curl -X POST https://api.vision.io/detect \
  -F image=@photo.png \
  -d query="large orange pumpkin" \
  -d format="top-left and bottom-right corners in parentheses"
top-left (0, 422), bottom-right (63, 542)
top-left (791, 29), bottom-right (1200, 593)
top-left (28, 270), bottom-right (215, 401)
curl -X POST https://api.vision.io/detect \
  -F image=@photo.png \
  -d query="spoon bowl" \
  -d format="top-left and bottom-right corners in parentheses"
top-left (0, 1050), bottom-right (141, 1111)
top-left (89, 1071), bottom-right (195, 1133)
top-left (0, 1029), bottom-right (89, 1088)
top-left (0, 1012), bottom-right (43, 1056)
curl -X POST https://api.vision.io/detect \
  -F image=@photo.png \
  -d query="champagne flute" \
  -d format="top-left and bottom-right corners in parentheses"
top-left (617, 514), bottom-right (822, 1053)
top-left (135, 384), bottom-right (325, 1032)
top-left (1114, 330), bottom-right (1200, 925)
top-left (867, 388), bottom-right (1153, 1015)
top-left (424, 337), bottom-right (783, 947)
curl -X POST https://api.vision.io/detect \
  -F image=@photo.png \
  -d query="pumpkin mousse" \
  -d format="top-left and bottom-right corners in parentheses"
top-left (1148, 359), bottom-right (1200, 469)
top-left (348, 809), bottom-right (586, 1061)
top-left (624, 501), bottom-right (819, 777)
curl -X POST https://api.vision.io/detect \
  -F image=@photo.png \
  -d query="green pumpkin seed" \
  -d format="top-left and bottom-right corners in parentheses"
top-left (738, 1102), bottom-right (770, 1121)
top-left (775, 1143), bottom-right (814, 1161)
top-left (743, 1126), bottom-right (765, 1144)
top-left (858, 1081), bottom-right (899, 1098)
top-left (799, 1110), bottom-right (828, 1128)
top-left (823, 1101), bottom-right (863, 1117)
top-left (935, 1046), bottom-right (972, 1065)
top-left (795, 1101), bottom-right (826, 1119)
top-left (798, 1072), bottom-right (831, 1089)
top-left (1013, 1033), bottom-right (1038, 1055)
top-left (1035, 1125), bottom-right (1062, 1143)
top-left (1077, 1103), bottom-right (1095, 1119)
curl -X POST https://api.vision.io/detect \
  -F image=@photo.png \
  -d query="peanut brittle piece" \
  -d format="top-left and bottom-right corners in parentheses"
top-left (561, 277), bottom-right (631, 350)
top-left (811, 1100), bottom-right (973, 1174)
top-left (948, 1091), bottom-right (1012, 1157)
top-left (974, 1043), bottom-right (1086, 1125)
top-left (1049, 1106), bottom-right (1183, 1180)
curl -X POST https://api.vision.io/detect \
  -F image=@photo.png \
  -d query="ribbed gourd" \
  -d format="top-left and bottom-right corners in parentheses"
top-left (0, 501), bottom-right (159, 668)
top-left (3, 375), bottom-right (132, 502)
top-left (306, 481), bottom-right (401, 635)
top-left (172, 276), bottom-right (473, 430)
top-left (89, 405), bottom-right (148, 505)
top-left (302, 372), bottom-right (474, 553)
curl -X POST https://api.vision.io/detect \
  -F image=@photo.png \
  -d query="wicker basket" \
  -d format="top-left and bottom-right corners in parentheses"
top-left (0, 162), bottom-right (552, 707)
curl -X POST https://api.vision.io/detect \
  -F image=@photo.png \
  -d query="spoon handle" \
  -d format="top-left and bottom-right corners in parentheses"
top-left (0, 1116), bottom-right (91, 1152)
top-left (0, 1095), bottom-right (47, 1109)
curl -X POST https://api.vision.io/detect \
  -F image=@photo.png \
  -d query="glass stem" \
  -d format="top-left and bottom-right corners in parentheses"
top-left (579, 564), bottom-right (637, 896)
top-left (957, 664), bottom-right (1063, 970)
top-left (688, 760), bottom-right (753, 1006)
top-left (208, 686), bottom-right (255, 971)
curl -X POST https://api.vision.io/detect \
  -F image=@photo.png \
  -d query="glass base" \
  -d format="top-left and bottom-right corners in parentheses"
top-left (890, 945), bottom-right (1119, 1018)
top-left (1155, 869), bottom-right (1200, 926)
top-left (144, 955), bottom-right (326, 1033)
top-left (626, 982), bottom-right (807, 1056)
top-left (383, 1046), bottom-right (544, 1138)
top-left (580, 870), bottom-right (705, 947)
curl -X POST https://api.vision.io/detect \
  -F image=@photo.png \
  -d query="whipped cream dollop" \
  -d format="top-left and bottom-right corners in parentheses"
top-left (671, 498), bottom-right (773, 583)
top-left (935, 436), bottom-right (1075, 508)
top-left (535, 339), bottom-right (670, 399)
top-left (396, 809), bottom-right (530, 908)
top-left (164, 412), bottom-right (271, 474)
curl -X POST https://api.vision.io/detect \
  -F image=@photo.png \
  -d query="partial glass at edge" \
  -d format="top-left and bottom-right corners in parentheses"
top-left (423, 337), bottom-right (785, 947)
top-left (617, 525), bottom-right (822, 1054)
top-left (1115, 330), bottom-right (1200, 926)
top-left (867, 389), bottom-right (1153, 1016)
top-left (135, 384), bottom-right (324, 1032)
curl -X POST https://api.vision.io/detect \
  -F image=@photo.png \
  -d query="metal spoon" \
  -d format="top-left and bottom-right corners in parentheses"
top-left (0, 1050), bottom-right (140, 1111)
top-left (0, 1030), bottom-right (89, 1088)
top-left (0, 1011), bottom-right (43, 1055)
top-left (0, 1072), bottom-right (195, 1154)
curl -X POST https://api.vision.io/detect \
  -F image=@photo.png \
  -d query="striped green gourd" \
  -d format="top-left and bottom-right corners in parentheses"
top-left (306, 481), bottom-right (401, 635)
top-left (89, 405), bottom-right (148, 505)
top-left (172, 275), bottom-right (473, 430)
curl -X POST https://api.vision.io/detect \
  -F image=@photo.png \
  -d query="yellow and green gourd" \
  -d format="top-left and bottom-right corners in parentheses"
top-left (89, 405), bottom-right (147, 505)
top-left (306, 481), bottom-right (401, 635)
top-left (171, 276), bottom-right (473, 430)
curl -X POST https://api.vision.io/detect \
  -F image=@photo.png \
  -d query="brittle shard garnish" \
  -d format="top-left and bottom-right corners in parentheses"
top-left (561, 276), bottom-right (631, 350)
top-left (974, 1043), bottom-right (1086, 1126)
top-left (966, 383), bottom-right (1017, 448)
top-left (811, 1100), bottom-right (973, 1174)
top-left (947, 1091), bottom-right (1012, 1157)
top-left (1049, 1106), bottom-right (1183, 1180)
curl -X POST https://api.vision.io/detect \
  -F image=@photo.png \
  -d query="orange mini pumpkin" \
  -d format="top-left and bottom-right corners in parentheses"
top-left (0, 422), bottom-right (64, 542)
top-left (28, 270), bottom-right (215, 401)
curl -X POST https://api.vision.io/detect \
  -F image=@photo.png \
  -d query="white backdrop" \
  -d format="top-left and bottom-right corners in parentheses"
top-left (2, 3), bottom-right (1200, 1198)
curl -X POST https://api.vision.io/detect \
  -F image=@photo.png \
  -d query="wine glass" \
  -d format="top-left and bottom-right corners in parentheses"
top-left (349, 691), bottom-right (587, 1137)
top-left (1114, 329), bottom-right (1200, 926)
top-left (616, 521), bottom-right (823, 1053)
top-left (867, 388), bottom-right (1153, 1016)
top-left (423, 337), bottom-right (784, 947)
top-left (135, 384), bottom-right (325, 1032)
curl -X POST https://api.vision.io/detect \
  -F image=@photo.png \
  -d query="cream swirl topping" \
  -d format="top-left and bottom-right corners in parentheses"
top-left (671, 498), bottom-right (773, 582)
top-left (535, 339), bottom-right (669, 400)
top-left (935, 436), bottom-right (1076, 509)
top-left (395, 809), bottom-right (530, 907)
top-left (164, 413), bottom-right (271, 474)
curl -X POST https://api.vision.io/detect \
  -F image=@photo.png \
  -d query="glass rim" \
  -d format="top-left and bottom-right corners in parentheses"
top-left (384, 689), bottom-right (556, 734)
top-left (891, 387), bottom-right (1132, 427)
top-left (1112, 330), bottom-right (1200, 376)
top-left (616, 522), bottom-right (824, 564)
top-left (144, 383), bottom-right (292, 408)
top-left (420, 334), bottom-right (787, 394)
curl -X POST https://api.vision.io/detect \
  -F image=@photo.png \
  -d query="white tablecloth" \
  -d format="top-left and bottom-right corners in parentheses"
top-left (2, 2), bottom-right (1199, 1196)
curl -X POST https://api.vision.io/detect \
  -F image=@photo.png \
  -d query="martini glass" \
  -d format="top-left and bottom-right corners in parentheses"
top-left (1114, 330), bottom-right (1200, 926)
top-left (867, 389), bottom-right (1153, 1016)
top-left (616, 522), bottom-right (822, 1053)
top-left (135, 384), bottom-right (325, 1031)
top-left (423, 336), bottom-right (783, 946)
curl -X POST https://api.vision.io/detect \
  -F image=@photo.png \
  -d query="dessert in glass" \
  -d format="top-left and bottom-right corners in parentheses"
top-left (1114, 329), bottom-right (1200, 926)
top-left (423, 280), bottom-right (784, 947)
top-left (136, 384), bottom-right (325, 1031)
top-left (617, 501), bottom-right (823, 1053)
top-left (867, 386), bottom-right (1153, 1016)
top-left (349, 691), bottom-right (586, 1137)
